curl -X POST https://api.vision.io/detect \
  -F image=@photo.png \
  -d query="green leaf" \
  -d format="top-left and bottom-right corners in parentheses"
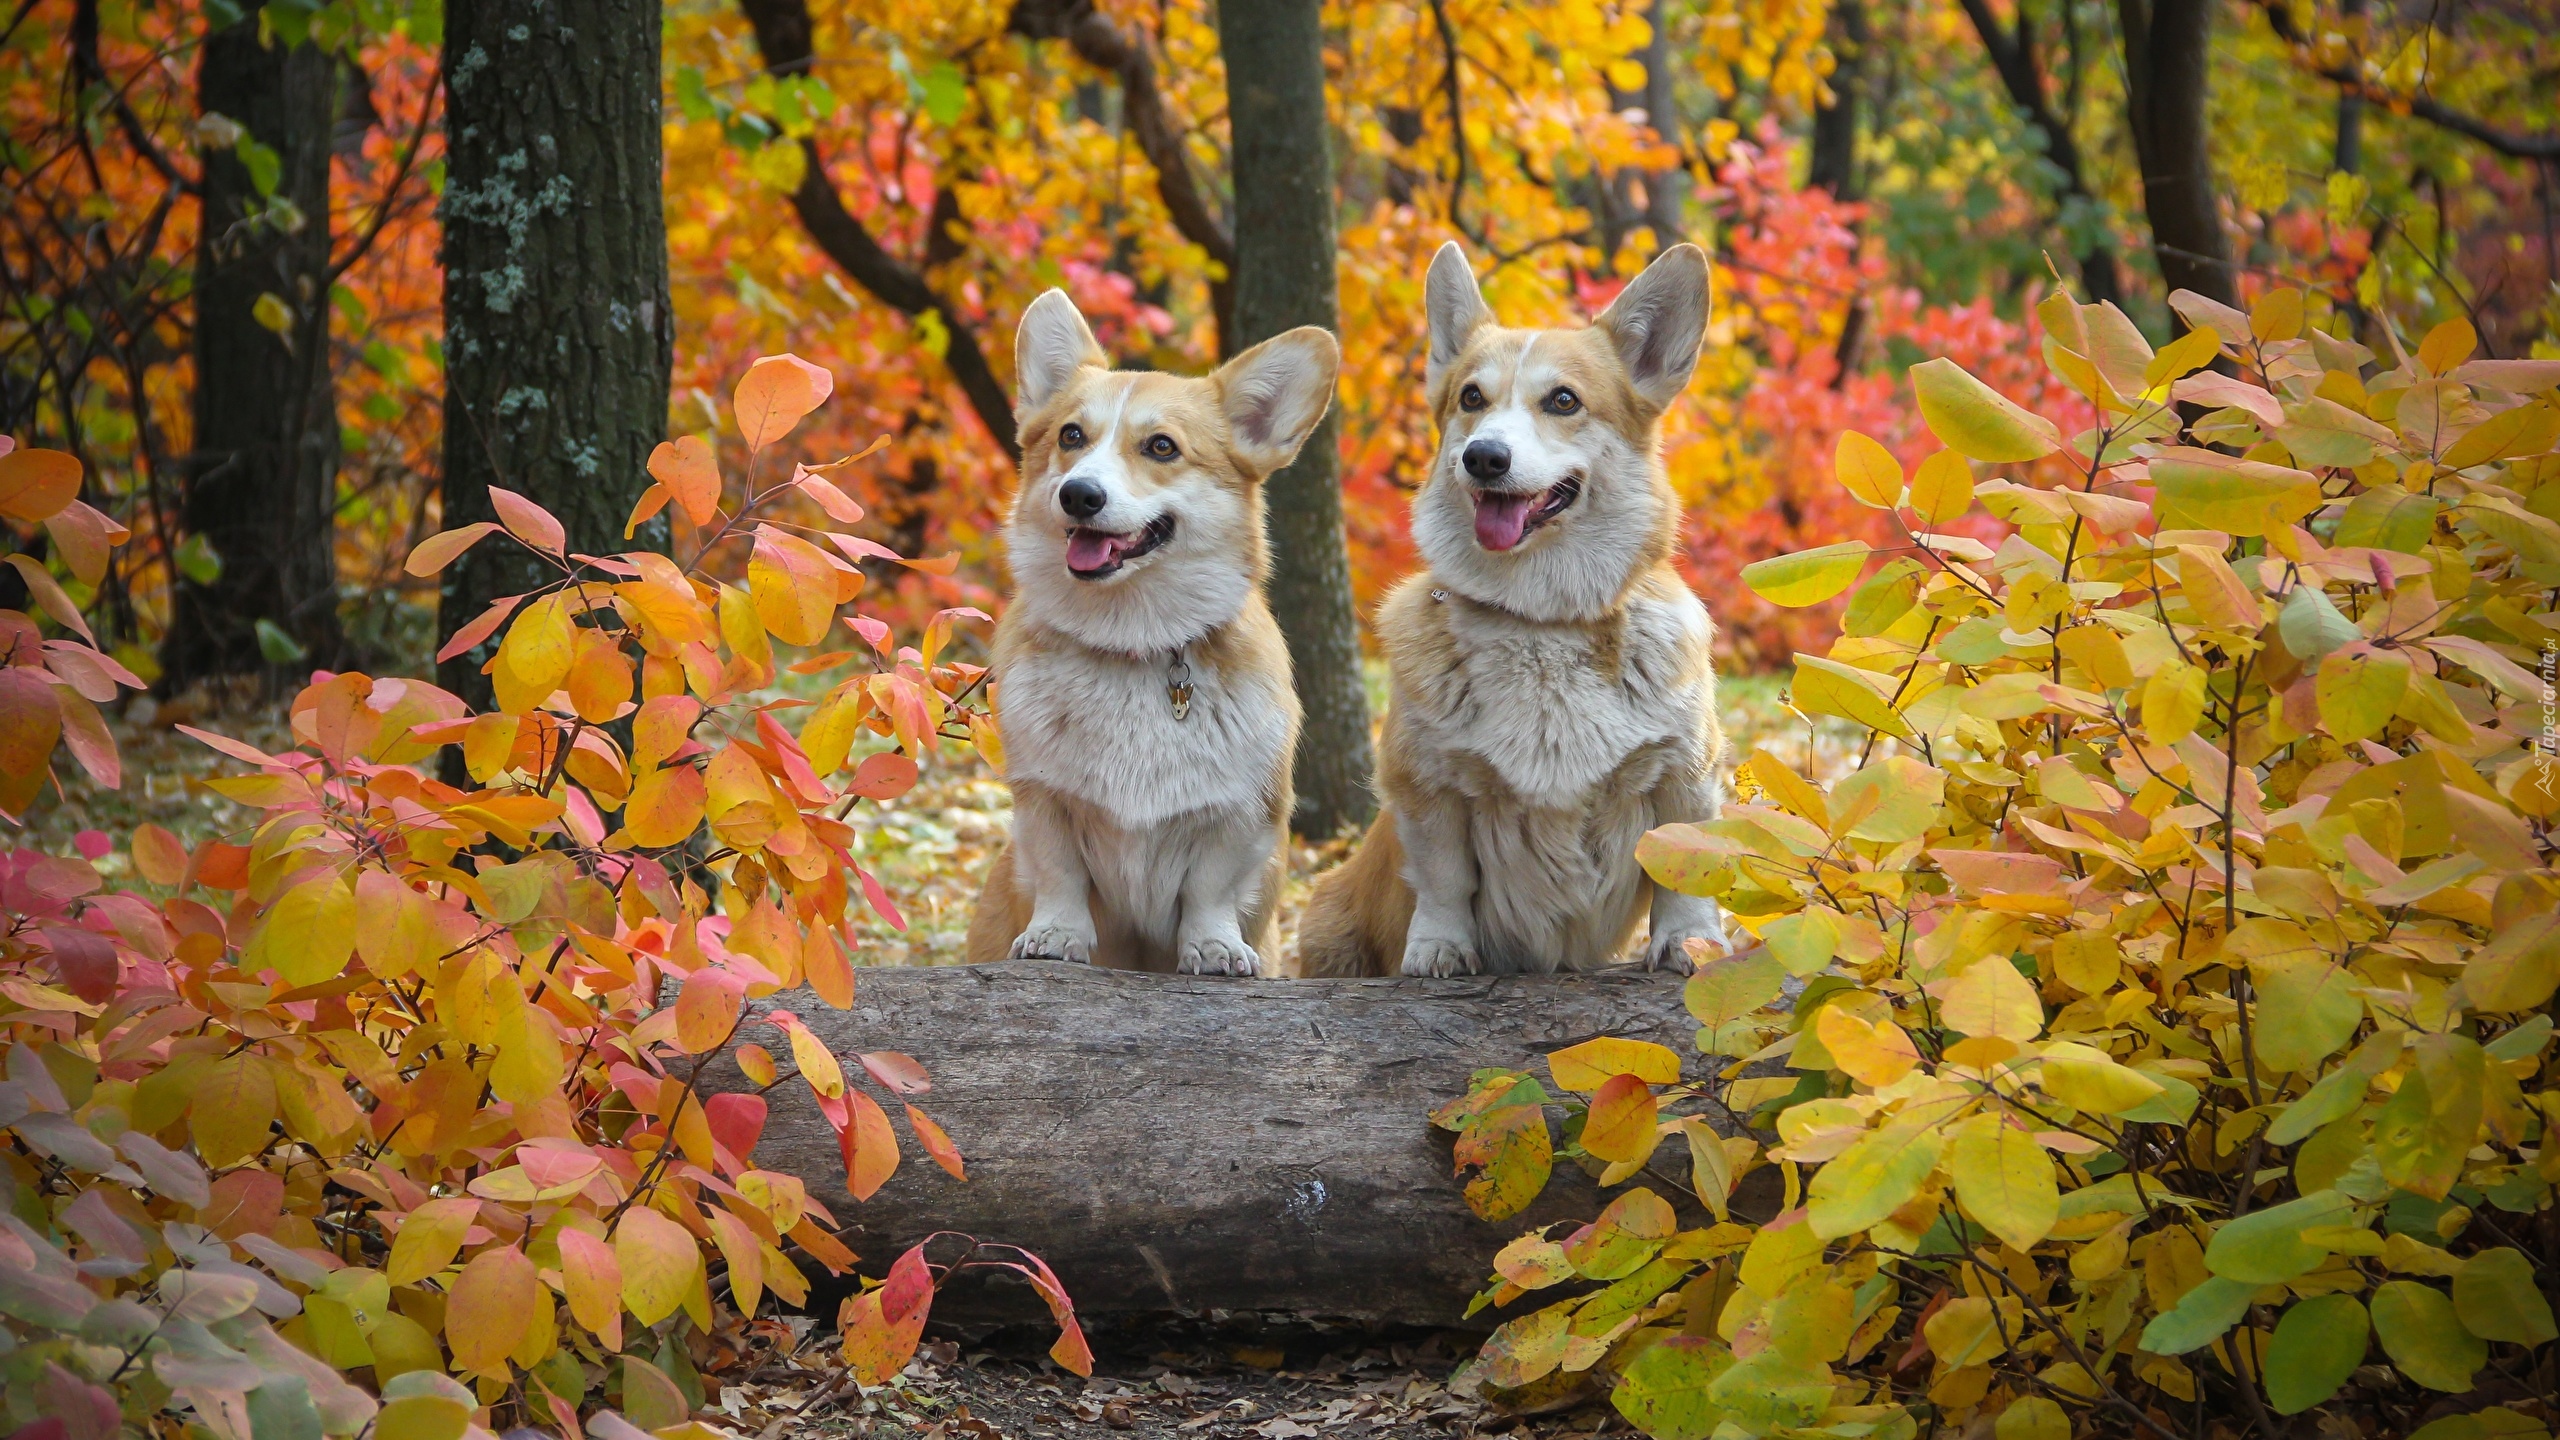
top-left (920, 60), bottom-right (970, 127)
top-left (1609, 1336), bottom-right (1731, 1440)
top-left (2265, 1294), bottom-right (2368, 1415)
top-left (2265, 1065), bottom-right (2369, 1146)
top-left (2251, 958), bottom-right (2366, 1073)
top-left (2276, 396), bottom-right (2397, 467)
top-left (2205, 1189), bottom-right (2355, 1284)
top-left (2451, 1248), bottom-right (2558, 1345)
top-left (2139, 1275), bottom-right (2255, 1355)
top-left (2335, 484), bottom-right (2439, 553)
top-left (255, 617), bottom-right (309, 664)
top-left (236, 136), bottom-right (281, 197)
top-left (1453, 1103), bottom-right (1552, 1222)
top-left (1910, 358), bottom-right (2063, 461)
top-left (1761, 910), bottom-right (1837, 976)
top-left (1742, 541), bottom-right (1870, 607)
top-left (2278, 585), bottom-right (2359, 662)
top-left (2372, 1281), bottom-right (2486, 1391)
top-left (1829, 756), bottom-right (1945, 843)
top-left (175, 532), bottom-right (222, 584)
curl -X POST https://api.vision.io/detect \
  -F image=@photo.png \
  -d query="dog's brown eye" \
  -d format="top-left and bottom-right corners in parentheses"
top-left (1459, 383), bottom-right (1486, 411)
top-left (1143, 434), bottom-right (1180, 461)
top-left (1060, 423), bottom-right (1087, 450)
top-left (1546, 387), bottom-right (1581, 415)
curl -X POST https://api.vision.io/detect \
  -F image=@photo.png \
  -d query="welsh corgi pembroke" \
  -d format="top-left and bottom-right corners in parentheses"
top-left (1296, 242), bottom-right (1728, 977)
top-left (964, 291), bottom-right (1340, 976)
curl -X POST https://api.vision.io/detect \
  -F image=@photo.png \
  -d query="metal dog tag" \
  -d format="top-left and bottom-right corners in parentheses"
top-left (1167, 653), bottom-right (1193, 721)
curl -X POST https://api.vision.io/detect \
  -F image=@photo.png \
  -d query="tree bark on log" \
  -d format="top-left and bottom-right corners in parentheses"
top-left (712, 960), bottom-right (1760, 1329)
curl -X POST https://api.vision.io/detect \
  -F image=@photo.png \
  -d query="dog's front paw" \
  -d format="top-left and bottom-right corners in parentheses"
top-left (1399, 935), bottom-right (1480, 978)
top-left (1010, 922), bottom-right (1095, 965)
top-left (1177, 936), bottom-right (1261, 978)
top-left (1644, 910), bottom-right (1728, 974)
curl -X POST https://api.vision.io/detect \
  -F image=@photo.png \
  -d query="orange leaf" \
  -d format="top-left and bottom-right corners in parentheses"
top-left (0, 446), bottom-right (81, 522)
top-left (734, 355), bottom-right (834, 450)
top-left (559, 1228), bottom-right (624, 1351)
top-left (6, 554), bottom-right (93, 642)
top-left (749, 527), bottom-right (841, 647)
top-left (706, 1208), bottom-right (765, 1318)
top-left (446, 1245), bottom-right (539, 1374)
top-left (625, 482), bottom-right (673, 538)
top-left (621, 764), bottom-right (706, 848)
top-left (675, 968), bottom-right (744, 1053)
top-left (806, 933), bottom-right (857, 1009)
top-left (131, 824), bottom-right (187, 887)
top-left (1580, 1073), bottom-right (1661, 1164)
top-left (847, 752), bottom-right (919, 800)
top-left (838, 1287), bottom-right (925, 1386)
top-left (647, 436), bottom-right (724, 526)
top-left (841, 1090), bottom-right (900, 1200)
top-left (436, 592), bottom-right (525, 664)
top-left (906, 1105), bottom-right (964, 1179)
top-left (0, 666), bottom-right (64, 779)
top-left (406, 522), bottom-right (504, 577)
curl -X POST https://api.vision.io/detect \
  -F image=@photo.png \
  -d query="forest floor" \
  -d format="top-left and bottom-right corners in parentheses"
top-left (20, 666), bottom-right (1857, 1439)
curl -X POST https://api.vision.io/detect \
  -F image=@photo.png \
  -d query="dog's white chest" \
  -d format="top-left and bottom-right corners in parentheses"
top-left (1408, 593), bottom-right (1712, 806)
top-left (999, 647), bottom-right (1291, 826)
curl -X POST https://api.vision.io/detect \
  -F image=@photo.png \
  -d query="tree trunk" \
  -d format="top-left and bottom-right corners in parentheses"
top-left (435, 0), bottom-right (672, 709)
top-left (2118, 0), bottom-right (2234, 309)
top-left (1217, 0), bottom-right (1375, 841)
top-left (1806, 0), bottom-right (1863, 203)
top-left (713, 961), bottom-right (1761, 1326)
top-left (163, 6), bottom-right (342, 684)
top-left (1956, 0), bottom-right (2122, 307)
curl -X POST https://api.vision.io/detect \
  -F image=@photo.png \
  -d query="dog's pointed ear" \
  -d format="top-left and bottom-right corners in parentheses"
top-left (1425, 241), bottom-right (1491, 396)
top-left (1598, 244), bottom-right (1711, 407)
top-left (1216, 326), bottom-right (1340, 476)
top-left (1015, 289), bottom-right (1106, 413)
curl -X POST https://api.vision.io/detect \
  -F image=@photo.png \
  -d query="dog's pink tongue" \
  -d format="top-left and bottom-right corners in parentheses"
top-left (1473, 492), bottom-right (1534, 551)
top-left (1066, 530), bottom-right (1124, 571)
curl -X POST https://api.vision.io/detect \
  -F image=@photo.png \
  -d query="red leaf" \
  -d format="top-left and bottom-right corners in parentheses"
top-left (881, 1244), bottom-right (934, 1324)
top-left (488, 486), bottom-right (567, 554)
top-left (435, 592), bottom-right (526, 663)
top-left (857, 864), bottom-right (907, 932)
top-left (859, 1052), bottom-right (930, 1095)
top-left (703, 1092), bottom-right (767, 1170)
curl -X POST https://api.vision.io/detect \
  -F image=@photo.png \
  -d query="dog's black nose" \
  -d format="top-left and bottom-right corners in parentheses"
top-left (1058, 475), bottom-right (1107, 520)
top-left (1462, 439), bottom-right (1511, 481)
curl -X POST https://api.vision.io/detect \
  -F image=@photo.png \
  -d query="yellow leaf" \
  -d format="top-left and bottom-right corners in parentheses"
top-left (1814, 1005), bottom-right (1919, 1087)
top-left (189, 1054), bottom-right (279, 1167)
top-left (2038, 1043), bottom-right (2165, 1115)
top-left (2142, 660), bottom-right (2207, 746)
top-left (493, 593), bottom-right (577, 714)
top-left (0, 446), bottom-right (83, 523)
top-left (1911, 358), bottom-right (2062, 462)
top-left (2416, 316), bottom-right (2476, 376)
top-left (1933, 958), bottom-right (2043, 1042)
top-left (1791, 655), bottom-right (1914, 741)
top-left (252, 872), bottom-right (357, 986)
top-left (385, 1197), bottom-right (481, 1287)
top-left (614, 1206), bottom-right (702, 1328)
top-left (1546, 1037), bottom-right (1683, 1092)
top-left (622, 764), bottom-right (707, 848)
top-left (1580, 1073), bottom-right (1661, 1164)
top-left (2316, 644), bottom-right (2410, 743)
top-left (1908, 450), bottom-right (1975, 525)
top-left (1807, 1112), bottom-right (1944, 1239)
top-left (446, 1245), bottom-right (538, 1375)
top-left (1947, 1113), bottom-right (2059, 1251)
top-left (749, 528), bottom-right (840, 647)
top-left (1834, 430), bottom-right (1902, 507)
top-left (783, 1020), bottom-right (847, 1098)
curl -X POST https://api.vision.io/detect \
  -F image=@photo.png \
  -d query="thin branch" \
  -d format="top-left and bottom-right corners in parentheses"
top-left (2255, 0), bottom-right (2560, 160)
top-left (330, 71), bottom-right (442, 281)
top-left (69, 0), bottom-right (199, 195)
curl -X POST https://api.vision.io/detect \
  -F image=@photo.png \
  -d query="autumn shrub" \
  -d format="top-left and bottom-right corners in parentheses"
top-left (1433, 286), bottom-right (2560, 1439)
top-left (0, 355), bottom-right (1085, 1440)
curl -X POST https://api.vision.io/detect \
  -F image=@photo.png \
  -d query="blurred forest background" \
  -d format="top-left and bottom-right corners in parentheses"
top-left (2, 0), bottom-right (2555, 833)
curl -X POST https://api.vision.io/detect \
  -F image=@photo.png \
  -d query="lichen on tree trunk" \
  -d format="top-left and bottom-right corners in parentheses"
top-left (435, 0), bottom-right (672, 709)
top-left (163, 8), bottom-right (342, 683)
top-left (1218, 0), bottom-right (1376, 841)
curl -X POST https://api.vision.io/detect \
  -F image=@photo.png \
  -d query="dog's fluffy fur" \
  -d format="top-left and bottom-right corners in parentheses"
top-left (964, 290), bottom-right (1339, 976)
top-left (1297, 242), bottom-right (1729, 977)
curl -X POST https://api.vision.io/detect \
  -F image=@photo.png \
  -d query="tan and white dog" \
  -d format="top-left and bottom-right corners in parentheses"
top-left (1297, 242), bottom-right (1728, 978)
top-left (963, 291), bottom-right (1338, 976)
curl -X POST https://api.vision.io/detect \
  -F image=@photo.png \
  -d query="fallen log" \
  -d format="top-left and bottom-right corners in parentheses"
top-left (713, 959), bottom-right (1763, 1329)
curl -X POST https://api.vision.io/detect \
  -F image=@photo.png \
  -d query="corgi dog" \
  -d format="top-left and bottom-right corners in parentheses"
top-left (963, 291), bottom-right (1339, 976)
top-left (1296, 242), bottom-right (1728, 978)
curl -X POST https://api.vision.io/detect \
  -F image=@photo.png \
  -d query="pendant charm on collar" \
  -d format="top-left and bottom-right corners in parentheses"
top-left (1166, 650), bottom-right (1194, 721)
